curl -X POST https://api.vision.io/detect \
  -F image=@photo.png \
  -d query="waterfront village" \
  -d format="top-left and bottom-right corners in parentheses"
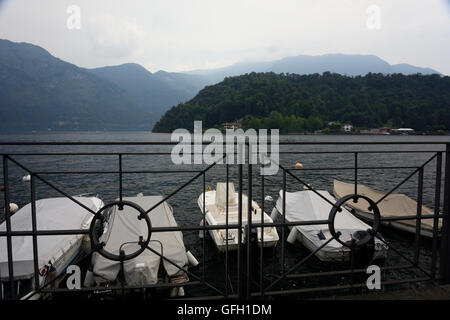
top-left (220, 121), bottom-right (418, 135)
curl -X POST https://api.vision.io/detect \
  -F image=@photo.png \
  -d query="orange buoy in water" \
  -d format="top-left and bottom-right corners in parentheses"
top-left (295, 163), bottom-right (303, 169)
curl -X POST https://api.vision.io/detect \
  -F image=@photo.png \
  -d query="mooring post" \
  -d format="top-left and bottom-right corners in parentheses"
top-left (440, 143), bottom-right (450, 283)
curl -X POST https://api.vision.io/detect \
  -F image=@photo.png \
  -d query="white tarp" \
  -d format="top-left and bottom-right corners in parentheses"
top-left (92, 195), bottom-right (188, 286)
top-left (275, 190), bottom-right (377, 253)
top-left (0, 197), bottom-right (101, 280)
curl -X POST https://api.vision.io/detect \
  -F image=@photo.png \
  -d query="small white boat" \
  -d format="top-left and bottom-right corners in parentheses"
top-left (197, 182), bottom-right (279, 252)
top-left (272, 189), bottom-right (388, 263)
top-left (0, 196), bottom-right (104, 299)
top-left (333, 179), bottom-right (440, 238)
top-left (88, 195), bottom-right (192, 297)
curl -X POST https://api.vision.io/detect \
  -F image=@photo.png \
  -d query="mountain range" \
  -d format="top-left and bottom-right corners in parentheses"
top-left (0, 39), bottom-right (441, 132)
top-left (185, 54), bottom-right (439, 84)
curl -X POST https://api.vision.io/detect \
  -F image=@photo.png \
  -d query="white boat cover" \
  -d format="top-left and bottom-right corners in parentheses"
top-left (0, 197), bottom-right (102, 280)
top-left (333, 179), bottom-right (439, 231)
top-left (92, 195), bottom-right (188, 286)
top-left (275, 190), bottom-right (379, 254)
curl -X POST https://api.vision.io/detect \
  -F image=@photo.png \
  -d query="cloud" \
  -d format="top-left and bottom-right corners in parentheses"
top-left (87, 13), bottom-right (146, 60)
top-left (0, 0), bottom-right (449, 75)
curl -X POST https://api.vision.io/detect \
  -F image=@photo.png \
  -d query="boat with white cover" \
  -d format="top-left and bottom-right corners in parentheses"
top-left (272, 189), bottom-right (389, 262)
top-left (333, 179), bottom-right (440, 238)
top-left (88, 194), bottom-right (193, 297)
top-left (197, 182), bottom-right (279, 252)
top-left (0, 196), bottom-right (104, 300)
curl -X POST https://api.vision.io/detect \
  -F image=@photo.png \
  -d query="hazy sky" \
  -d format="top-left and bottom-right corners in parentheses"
top-left (0, 0), bottom-right (449, 74)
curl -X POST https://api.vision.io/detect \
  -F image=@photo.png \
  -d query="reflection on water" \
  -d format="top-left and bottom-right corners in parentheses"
top-left (0, 132), bottom-right (448, 297)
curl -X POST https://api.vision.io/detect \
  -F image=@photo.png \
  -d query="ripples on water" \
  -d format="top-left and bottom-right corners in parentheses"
top-left (0, 132), bottom-right (448, 297)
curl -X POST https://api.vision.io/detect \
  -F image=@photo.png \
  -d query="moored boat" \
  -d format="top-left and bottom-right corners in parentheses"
top-left (272, 189), bottom-right (389, 263)
top-left (0, 196), bottom-right (104, 299)
top-left (333, 179), bottom-right (441, 238)
top-left (87, 194), bottom-right (192, 297)
top-left (197, 182), bottom-right (279, 252)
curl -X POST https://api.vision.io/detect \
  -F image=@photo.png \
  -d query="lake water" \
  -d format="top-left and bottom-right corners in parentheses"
top-left (0, 132), bottom-right (449, 298)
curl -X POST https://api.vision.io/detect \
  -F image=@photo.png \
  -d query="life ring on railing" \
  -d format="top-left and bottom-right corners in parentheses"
top-left (328, 194), bottom-right (381, 248)
top-left (89, 200), bottom-right (152, 262)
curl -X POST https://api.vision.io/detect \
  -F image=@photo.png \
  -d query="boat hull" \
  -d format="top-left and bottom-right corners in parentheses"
top-left (348, 207), bottom-right (438, 239)
top-left (273, 190), bottom-right (389, 263)
top-left (204, 219), bottom-right (279, 253)
top-left (334, 179), bottom-right (441, 239)
top-left (285, 222), bottom-right (388, 262)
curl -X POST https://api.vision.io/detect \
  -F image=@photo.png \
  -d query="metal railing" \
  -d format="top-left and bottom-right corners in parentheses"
top-left (0, 140), bottom-right (449, 300)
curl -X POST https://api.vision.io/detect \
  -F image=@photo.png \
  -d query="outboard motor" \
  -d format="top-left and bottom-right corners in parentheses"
top-left (346, 230), bottom-right (375, 268)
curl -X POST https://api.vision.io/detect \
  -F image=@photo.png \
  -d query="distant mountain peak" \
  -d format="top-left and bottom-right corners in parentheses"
top-left (91, 62), bottom-right (153, 75)
top-left (184, 53), bottom-right (440, 78)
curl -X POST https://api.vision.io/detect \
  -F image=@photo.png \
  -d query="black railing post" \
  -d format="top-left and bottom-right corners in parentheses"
top-left (30, 174), bottom-right (40, 295)
top-left (2, 155), bottom-right (15, 299)
top-left (354, 152), bottom-right (358, 201)
top-left (119, 154), bottom-right (123, 206)
top-left (202, 172), bottom-right (206, 283)
top-left (282, 170), bottom-right (286, 274)
top-left (260, 171), bottom-right (264, 297)
top-left (431, 152), bottom-right (442, 279)
top-left (246, 162), bottom-right (252, 299)
top-left (119, 250), bottom-right (125, 297)
top-left (237, 163), bottom-right (243, 299)
top-left (225, 164), bottom-right (229, 297)
top-left (413, 167), bottom-right (424, 265)
top-left (440, 144), bottom-right (450, 283)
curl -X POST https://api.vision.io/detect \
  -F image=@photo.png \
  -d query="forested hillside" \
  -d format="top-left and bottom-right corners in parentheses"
top-left (152, 72), bottom-right (450, 133)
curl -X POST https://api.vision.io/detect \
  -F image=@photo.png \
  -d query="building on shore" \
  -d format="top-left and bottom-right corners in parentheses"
top-left (221, 122), bottom-right (242, 130)
top-left (392, 128), bottom-right (414, 135)
top-left (342, 123), bottom-right (353, 133)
